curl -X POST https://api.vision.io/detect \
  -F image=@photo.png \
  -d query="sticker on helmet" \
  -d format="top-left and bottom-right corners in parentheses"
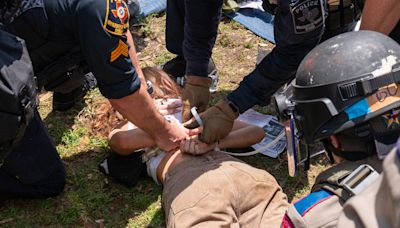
top-left (345, 84), bottom-right (400, 120)
top-left (104, 0), bottom-right (130, 36)
top-left (290, 0), bottom-right (324, 34)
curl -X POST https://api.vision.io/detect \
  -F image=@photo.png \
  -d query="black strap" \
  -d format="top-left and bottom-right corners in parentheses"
top-left (0, 86), bottom-right (35, 167)
top-left (339, 66), bottom-right (400, 100)
top-left (339, 0), bottom-right (345, 27)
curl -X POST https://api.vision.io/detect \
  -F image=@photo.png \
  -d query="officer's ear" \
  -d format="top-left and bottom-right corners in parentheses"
top-left (327, 135), bottom-right (346, 164)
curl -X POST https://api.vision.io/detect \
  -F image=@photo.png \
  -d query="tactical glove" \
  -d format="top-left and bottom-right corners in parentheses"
top-left (186, 100), bottom-right (239, 144)
top-left (182, 76), bottom-right (212, 121)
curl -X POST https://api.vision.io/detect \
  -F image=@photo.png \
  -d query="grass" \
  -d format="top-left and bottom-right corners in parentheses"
top-left (0, 14), bottom-right (329, 227)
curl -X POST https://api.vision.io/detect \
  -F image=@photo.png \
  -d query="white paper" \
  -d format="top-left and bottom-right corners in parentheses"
top-left (238, 109), bottom-right (286, 158)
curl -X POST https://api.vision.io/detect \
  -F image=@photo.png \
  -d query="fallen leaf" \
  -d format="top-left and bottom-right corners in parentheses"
top-left (0, 218), bottom-right (14, 225)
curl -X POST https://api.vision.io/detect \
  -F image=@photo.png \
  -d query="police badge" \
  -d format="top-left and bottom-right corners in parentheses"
top-left (104, 0), bottom-right (130, 36)
top-left (290, 0), bottom-right (324, 34)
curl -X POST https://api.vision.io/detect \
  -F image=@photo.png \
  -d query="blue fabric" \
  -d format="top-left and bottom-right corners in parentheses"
top-left (344, 99), bottom-right (371, 120)
top-left (226, 8), bottom-right (275, 43)
top-left (294, 190), bottom-right (332, 216)
top-left (138, 0), bottom-right (167, 17)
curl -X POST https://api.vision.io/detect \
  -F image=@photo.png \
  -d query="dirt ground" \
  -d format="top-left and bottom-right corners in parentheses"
top-left (0, 13), bottom-right (329, 227)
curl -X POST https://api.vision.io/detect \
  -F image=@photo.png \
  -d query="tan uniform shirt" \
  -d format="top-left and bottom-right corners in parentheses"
top-left (282, 156), bottom-right (382, 228)
top-left (337, 148), bottom-right (400, 228)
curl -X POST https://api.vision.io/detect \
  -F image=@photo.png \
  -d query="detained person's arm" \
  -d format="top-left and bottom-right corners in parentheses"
top-left (109, 88), bottom-right (190, 152)
top-left (181, 120), bottom-right (265, 155)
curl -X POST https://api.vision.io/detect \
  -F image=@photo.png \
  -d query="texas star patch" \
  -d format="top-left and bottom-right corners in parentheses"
top-left (104, 0), bottom-right (130, 36)
top-left (381, 109), bottom-right (400, 129)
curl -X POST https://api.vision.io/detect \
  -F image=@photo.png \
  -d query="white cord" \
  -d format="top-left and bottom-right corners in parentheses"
top-left (191, 107), bottom-right (203, 126)
top-left (221, 131), bottom-right (286, 157)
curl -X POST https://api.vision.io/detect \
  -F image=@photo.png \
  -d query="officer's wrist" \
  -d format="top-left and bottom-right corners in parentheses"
top-left (224, 98), bottom-right (238, 113)
top-left (222, 99), bottom-right (240, 118)
top-left (186, 60), bottom-right (210, 77)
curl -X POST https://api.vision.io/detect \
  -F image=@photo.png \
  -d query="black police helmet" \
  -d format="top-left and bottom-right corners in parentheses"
top-left (292, 31), bottom-right (400, 144)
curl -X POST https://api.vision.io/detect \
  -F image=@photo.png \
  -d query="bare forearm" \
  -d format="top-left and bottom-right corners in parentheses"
top-left (109, 128), bottom-right (155, 155)
top-left (360, 0), bottom-right (400, 34)
top-left (219, 125), bottom-right (265, 149)
top-left (109, 87), bottom-right (169, 140)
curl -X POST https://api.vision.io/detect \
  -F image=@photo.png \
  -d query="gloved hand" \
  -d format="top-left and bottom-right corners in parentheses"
top-left (185, 100), bottom-right (239, 144)
top-left (182, 76), bottom-right (212, 122)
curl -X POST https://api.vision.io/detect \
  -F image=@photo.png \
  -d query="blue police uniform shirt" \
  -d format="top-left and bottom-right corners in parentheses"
top-left (15, 0), bottom-right (141, 99)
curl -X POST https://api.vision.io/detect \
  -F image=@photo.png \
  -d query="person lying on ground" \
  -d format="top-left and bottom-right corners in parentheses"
top-left (104, 67), bottom-right (289, 227)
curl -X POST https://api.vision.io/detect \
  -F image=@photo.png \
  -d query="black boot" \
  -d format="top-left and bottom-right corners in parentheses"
top-left (163, 56), bottom-right (218, 91)
top-left (162, 55), bottom-right (187, 80)
top-left (52, 73), bottom-right (97, 111)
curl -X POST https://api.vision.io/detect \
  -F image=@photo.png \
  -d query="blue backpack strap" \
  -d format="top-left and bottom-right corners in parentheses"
top-left (294, 189), bottom-right (333, 216)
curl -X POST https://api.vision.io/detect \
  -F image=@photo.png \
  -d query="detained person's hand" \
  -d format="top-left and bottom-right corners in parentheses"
top-left (155, 99), bottom-right (182, 115)
top-left (154, 118), bottom-right (201, 152)
top-left (180, 132), bottom-right (216, 155)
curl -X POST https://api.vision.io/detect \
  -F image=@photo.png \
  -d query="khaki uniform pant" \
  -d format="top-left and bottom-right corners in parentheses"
top-left (163, 151), bottom-right (288, 228)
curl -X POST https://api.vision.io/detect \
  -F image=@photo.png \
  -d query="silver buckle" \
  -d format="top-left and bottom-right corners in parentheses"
top-left (341, 164), bottom-right (380, 196)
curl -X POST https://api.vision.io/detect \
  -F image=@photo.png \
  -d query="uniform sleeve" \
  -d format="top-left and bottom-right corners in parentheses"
top-left (74, 0), bottom-right (140, 99)
top-left (228, 0), bottom-right (326, 113)
top-left (282, 190), bottom-right (342, 228)
top-left (183, 0), bottom-right (223, 77)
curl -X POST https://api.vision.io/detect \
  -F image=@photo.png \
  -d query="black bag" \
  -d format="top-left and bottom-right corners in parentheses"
top-left (35, 47), bottom-right (89, 93)
top-left (0, 27), bottom-right (36, 164)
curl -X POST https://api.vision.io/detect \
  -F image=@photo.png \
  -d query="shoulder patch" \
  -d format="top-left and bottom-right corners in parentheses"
top-left (294, 189), bottom-right (332, 216)
top-left (289, 0), bottom-right (324, 34)
top-left (104, 0), bottom-right (130, 36)
top-left (110, 39), bottom-right (129, 62)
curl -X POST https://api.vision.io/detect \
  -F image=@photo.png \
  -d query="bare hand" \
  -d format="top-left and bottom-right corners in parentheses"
top-left (180, 136), bottom-right (215, 155)
top-left (154, 119), bottom-right (201, 152)
top-left (155, 99), bottom-right (183, 115)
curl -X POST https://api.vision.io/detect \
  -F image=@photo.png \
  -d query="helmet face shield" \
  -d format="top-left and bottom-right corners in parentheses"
top-left (293, 97), bottom-right (340, 143)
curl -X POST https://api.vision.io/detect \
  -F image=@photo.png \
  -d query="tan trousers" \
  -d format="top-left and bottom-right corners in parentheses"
top-left (162, 151), bottom-right (288, 228)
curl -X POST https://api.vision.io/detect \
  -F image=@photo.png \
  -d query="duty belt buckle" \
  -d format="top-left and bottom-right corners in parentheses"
top-left (341, 164), bottom-right (380, 196)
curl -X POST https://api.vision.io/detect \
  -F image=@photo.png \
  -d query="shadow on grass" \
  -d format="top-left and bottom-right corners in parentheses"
top-left (0, 148), bottom-right (164, 227)
top-left (42, 101), bottom-right (85, 146)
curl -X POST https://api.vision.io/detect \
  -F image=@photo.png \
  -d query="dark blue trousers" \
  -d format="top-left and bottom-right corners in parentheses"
top-left (165, 0), bottom-right (223, 76)
top-left (0, 110), bottom-right (66, 199)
